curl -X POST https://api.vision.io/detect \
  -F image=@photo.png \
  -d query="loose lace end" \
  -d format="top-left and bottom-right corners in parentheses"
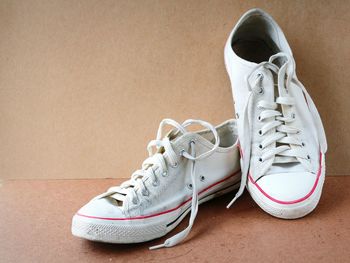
top-left (226, 196), bottom-right (238, 209)
top-left (149, 243), bottom-right (166, 250)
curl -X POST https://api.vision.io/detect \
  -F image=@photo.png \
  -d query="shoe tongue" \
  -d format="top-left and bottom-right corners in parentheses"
top-left (165, 127), bottom-right (186, 143)
top-left (268, 162), bottom-right (305, 174)
top-left (270, 55), bottom-right (288, 68)
top-left (109, 193), bottom-right (126, 204)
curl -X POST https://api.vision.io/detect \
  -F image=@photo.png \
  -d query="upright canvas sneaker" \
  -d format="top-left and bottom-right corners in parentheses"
top-left (224, 8), bottom-right (327, 219)
top-left (72, 118), bottom-right (241, 249)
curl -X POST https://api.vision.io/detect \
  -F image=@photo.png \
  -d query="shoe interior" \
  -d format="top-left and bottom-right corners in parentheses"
top-left (198, 120), bottom-right (238, 148)
top-left (231, 14), bottom-right (280, 63)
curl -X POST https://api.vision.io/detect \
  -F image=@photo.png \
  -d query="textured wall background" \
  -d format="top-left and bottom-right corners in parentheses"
top-left (0, 0), bottom-right (349, 179)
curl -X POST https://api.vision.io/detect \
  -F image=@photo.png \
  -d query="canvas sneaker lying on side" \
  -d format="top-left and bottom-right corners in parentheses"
top-left (72, 118), bottom-right (241, 249)
top-left (224, 8), bottom-right (327, 219)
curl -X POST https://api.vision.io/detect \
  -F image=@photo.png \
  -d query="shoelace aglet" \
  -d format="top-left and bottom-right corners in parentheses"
top-left (149, 243), bottom-right (166, 250)
top-left (226, 196), bottom-right (239, 209)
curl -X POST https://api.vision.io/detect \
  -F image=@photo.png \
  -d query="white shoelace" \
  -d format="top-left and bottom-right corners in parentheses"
top-left (102, 118), bottom-right (220, 249)
top-left (227, 53), bottom-right (327, 208)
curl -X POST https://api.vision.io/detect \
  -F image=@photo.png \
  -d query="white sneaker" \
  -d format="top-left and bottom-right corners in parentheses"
top-left (72, 119), bottom-right (241, 249)
top-left (224, 8), bottom-right (327, 219)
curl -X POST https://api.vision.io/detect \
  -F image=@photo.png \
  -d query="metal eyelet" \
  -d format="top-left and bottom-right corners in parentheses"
top-left (259, 157), bottom-right (263, 162)
top-left (172, 162), bottom-right (178, 168)
top-left (132, 198), bottom-right (138, 205)
top-left (142, 189), bottom-right (149, 196)
top-left (152, 180), bottom-right (159, 187)
top-left (257, 72), bottom-right (264, 80)
top-left (307, 155), bottom-right (310, 160)
top-left (258, 130), bottom-right (262, 136)
top-left (258, 87), bottom-right (264, 94)
top-left (162, 171), bottom-right (168, 177)
top-left (301, 142), bottom-right (305, 147)
top-left (200, 175), bottom-right (205, 182)
top-left (258, 116), bottom-right (262, 121)
top-left (259, 144), bottom-right (263, 149)
top-left (187, 183), bottom-right (193, 190)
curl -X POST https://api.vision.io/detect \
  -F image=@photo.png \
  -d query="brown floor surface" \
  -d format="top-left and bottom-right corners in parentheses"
top-left (0, 177), bottom-right (349, 263)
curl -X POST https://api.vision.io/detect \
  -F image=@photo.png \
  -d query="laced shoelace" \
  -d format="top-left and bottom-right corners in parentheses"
top-left (101, 118), bottom-right (220, 250)
top-left (227, 52), bottom-right (327, 208)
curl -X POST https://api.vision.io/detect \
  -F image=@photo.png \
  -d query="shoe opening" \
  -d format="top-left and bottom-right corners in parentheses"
top-left (231, 13), bottom-right (281, 63)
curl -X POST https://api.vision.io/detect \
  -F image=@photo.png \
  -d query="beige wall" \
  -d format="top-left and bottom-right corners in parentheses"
top-left (0, 0), bottom-right (349, 179)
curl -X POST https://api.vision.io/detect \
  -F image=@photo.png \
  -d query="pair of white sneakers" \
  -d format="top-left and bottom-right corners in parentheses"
top-left (72, 9), bottom-right (327, 250)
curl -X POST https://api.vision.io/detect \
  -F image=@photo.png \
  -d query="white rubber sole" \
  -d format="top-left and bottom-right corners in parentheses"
top-left (247, 154), bottom-right (326, 219)
top-left (72, 177), bottom-right (240, 244)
